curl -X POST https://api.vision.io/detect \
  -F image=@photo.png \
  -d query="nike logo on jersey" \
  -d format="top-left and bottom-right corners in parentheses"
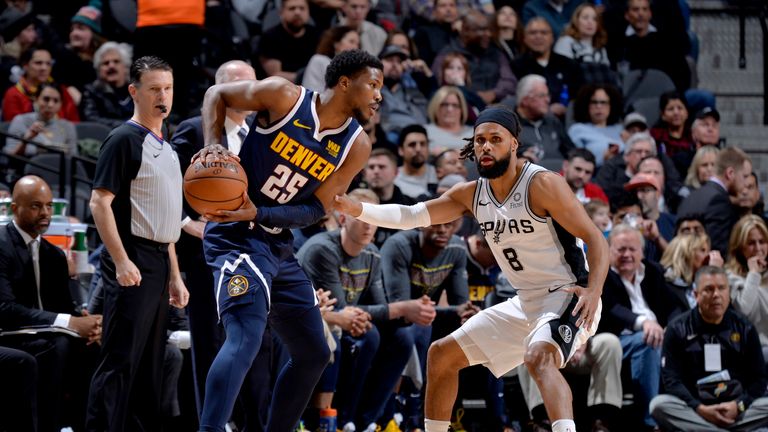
top-left (293, 119), bottom-right (311, 130)
top-left (548, 283), bottom-right (570, 293)
top-left (478, 201), bottom-right (490, 206)
top-left (687, 333), bottom-right (697, 340)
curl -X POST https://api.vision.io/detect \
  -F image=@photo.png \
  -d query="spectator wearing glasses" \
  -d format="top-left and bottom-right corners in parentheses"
top-left (567, 84), bottom-right (624, 167)
top-left (425, 86), bottom-right (474, 154)
top-left (596, 132), bottom-right (654, 205)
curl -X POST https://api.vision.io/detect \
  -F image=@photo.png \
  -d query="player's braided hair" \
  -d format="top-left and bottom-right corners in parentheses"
top-left (325, 49), bottom-right (383, 89)
top-left (459, 137), bottom-right (475, 161)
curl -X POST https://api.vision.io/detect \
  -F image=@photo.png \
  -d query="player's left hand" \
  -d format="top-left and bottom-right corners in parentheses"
top-left (564, 285), bottom-right (600, 330)
top-left (192, 143), bottom-right (240, 164)
top-left (169, 276), bottom-right (189, 309)
top-left (333, 194), bottom-right (363, 217)
top-left (205, 191), bottom-right (257, 223)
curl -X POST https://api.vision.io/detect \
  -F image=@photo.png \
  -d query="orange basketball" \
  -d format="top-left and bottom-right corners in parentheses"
top-left (183, 159), bottom-right (248, 215)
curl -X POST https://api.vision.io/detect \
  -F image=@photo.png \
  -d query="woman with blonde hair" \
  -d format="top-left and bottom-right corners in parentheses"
top-left (661, 233), bottom-right (722, 315)
top-left (726, 215), bottom-right (768, 358)
top-left (683, 145), bottom-right (719, 190)
top-left (425, 85), bottom-right (473, 154)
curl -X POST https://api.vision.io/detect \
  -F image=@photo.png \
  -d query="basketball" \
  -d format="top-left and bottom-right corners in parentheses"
top-left (183, 159), bottom-right (249, 215)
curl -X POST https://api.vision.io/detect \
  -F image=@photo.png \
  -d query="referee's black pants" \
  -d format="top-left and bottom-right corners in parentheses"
top-left (86, 237), bottom-right (170, 432)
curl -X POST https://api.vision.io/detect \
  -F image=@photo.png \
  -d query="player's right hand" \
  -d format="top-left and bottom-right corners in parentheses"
top-left (564, 285), bottom-right (600, 330)
top-left (192, 143), bottom-right (240, 164)
top-left (116, 258), bottom-right (142, 286)
top-left (205, 191), bottom-right (257, 223)
top-left (333, 194), bottom-right (363, 217)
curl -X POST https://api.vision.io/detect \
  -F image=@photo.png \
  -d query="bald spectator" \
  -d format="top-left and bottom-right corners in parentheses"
top-left (678, 147), bottom-right (753, 255)
top-left (514, 74), bottom-right (574, 170)
top-left (511, 18), bottom-right (583, 117)
top-left (258, 0), bottom-right (320, 82)
top-left (0, 176), bottom-right (102, 432)
top-left (432, 11), bottom-right (518, 104)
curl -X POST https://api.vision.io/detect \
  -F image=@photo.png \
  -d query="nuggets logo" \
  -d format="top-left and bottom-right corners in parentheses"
top-left (228, 275), bottom-right (249, 297)
top-left (714, 382), bottom-right (728, 398)
top-left (326, 140), bottom-right (340, 158)
top-left (558, 324), bottom-right (573, 344)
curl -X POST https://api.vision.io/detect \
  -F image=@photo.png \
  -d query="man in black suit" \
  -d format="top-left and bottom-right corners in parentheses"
top-left (171, 60), bottom-right (281, 430)
top-left (677, 147), bottom-right (752, 255)
top-left (0, 175), bottom-right (101, 432)
top-left (598, 223), bottom-right (676, 431)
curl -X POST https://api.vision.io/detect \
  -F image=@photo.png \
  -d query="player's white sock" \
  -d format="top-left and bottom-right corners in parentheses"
top-left (424, 419), bottom-right (451, 432)
top-left (551, 419), bottom-right (576, 432)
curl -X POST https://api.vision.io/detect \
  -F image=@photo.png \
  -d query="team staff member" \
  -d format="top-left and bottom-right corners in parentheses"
top-left (86, 56), bottom-right (189, 432)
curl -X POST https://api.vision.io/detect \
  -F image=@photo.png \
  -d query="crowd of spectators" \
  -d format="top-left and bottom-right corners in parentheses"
top-left (0, 0), bottom-right (765, 431)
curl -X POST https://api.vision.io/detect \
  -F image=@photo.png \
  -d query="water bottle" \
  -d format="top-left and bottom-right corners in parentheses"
top-left (318, 408), bottom-right (337, 432)
top-left (559, 84), bottom-right (570, 106)
top-left (71, 229), bottom-right (90, 274)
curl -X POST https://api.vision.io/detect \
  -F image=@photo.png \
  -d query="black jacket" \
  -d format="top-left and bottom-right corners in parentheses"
top-left (598, 260), bottom-right (677, 335)
top-left (81, 80), bottom-right (134, 129)
top-left (661, 307), bottom-right (766, 409)
top-left (0, 223), bottom-right (78, 329)
top-left (677, 180), bottom-right (740, 256)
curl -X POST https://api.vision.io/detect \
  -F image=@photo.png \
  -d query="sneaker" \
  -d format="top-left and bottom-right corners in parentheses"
top-left (363, 422), bottom-right (379, 432)
top-left (343, 422), bottom-right (356, 432)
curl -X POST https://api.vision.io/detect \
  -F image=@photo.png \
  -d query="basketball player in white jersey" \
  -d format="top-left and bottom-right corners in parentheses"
top-left (333, 105), bottom-right (609, 432)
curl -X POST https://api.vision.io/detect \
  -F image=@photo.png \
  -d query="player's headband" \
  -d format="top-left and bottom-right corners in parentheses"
top-left (474, 106), bottom-right (521, 138)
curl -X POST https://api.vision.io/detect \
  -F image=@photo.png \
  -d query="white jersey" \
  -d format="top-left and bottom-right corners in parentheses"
top-left (472, 162), bottom-right (588, 303)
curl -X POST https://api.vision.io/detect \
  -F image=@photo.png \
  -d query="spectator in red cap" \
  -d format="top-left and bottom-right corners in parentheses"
top-left (625, 172), bottom-right (676, 246)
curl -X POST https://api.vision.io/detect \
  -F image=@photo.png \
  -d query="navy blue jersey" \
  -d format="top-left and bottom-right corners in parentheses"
top-left (242, 87), bottom-right (363, 207)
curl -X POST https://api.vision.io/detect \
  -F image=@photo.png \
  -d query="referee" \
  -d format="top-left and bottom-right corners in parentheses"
top-left (85, 56), bottom-right (189, 431)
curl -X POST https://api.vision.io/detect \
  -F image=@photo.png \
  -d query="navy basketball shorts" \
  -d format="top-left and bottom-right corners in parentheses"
top-left (202, 221), bottom-right (318, 318)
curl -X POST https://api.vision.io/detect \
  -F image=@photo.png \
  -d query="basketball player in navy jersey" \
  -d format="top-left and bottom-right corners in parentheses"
top-left (191, 49), bottom-right (383, 431)
top-left (334, 105), bottom-right (609, 432)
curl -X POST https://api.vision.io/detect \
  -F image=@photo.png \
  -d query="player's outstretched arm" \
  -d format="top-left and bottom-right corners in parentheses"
top-left (195, 77), bottom-right (301, 162)
top-left (333, 181), bottom-right (475, 229)
top-left (529, 172), bottom-right (609, 329)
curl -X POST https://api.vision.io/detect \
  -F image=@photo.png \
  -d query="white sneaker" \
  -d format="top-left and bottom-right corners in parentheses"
top-left (364, 422), bottom-right (378, 432)
top-left (343, 422), bottom-right (357, 432)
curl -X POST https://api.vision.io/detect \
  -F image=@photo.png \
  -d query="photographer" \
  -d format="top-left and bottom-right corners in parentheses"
top-left (4, 83), bottom-right (78, 156)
